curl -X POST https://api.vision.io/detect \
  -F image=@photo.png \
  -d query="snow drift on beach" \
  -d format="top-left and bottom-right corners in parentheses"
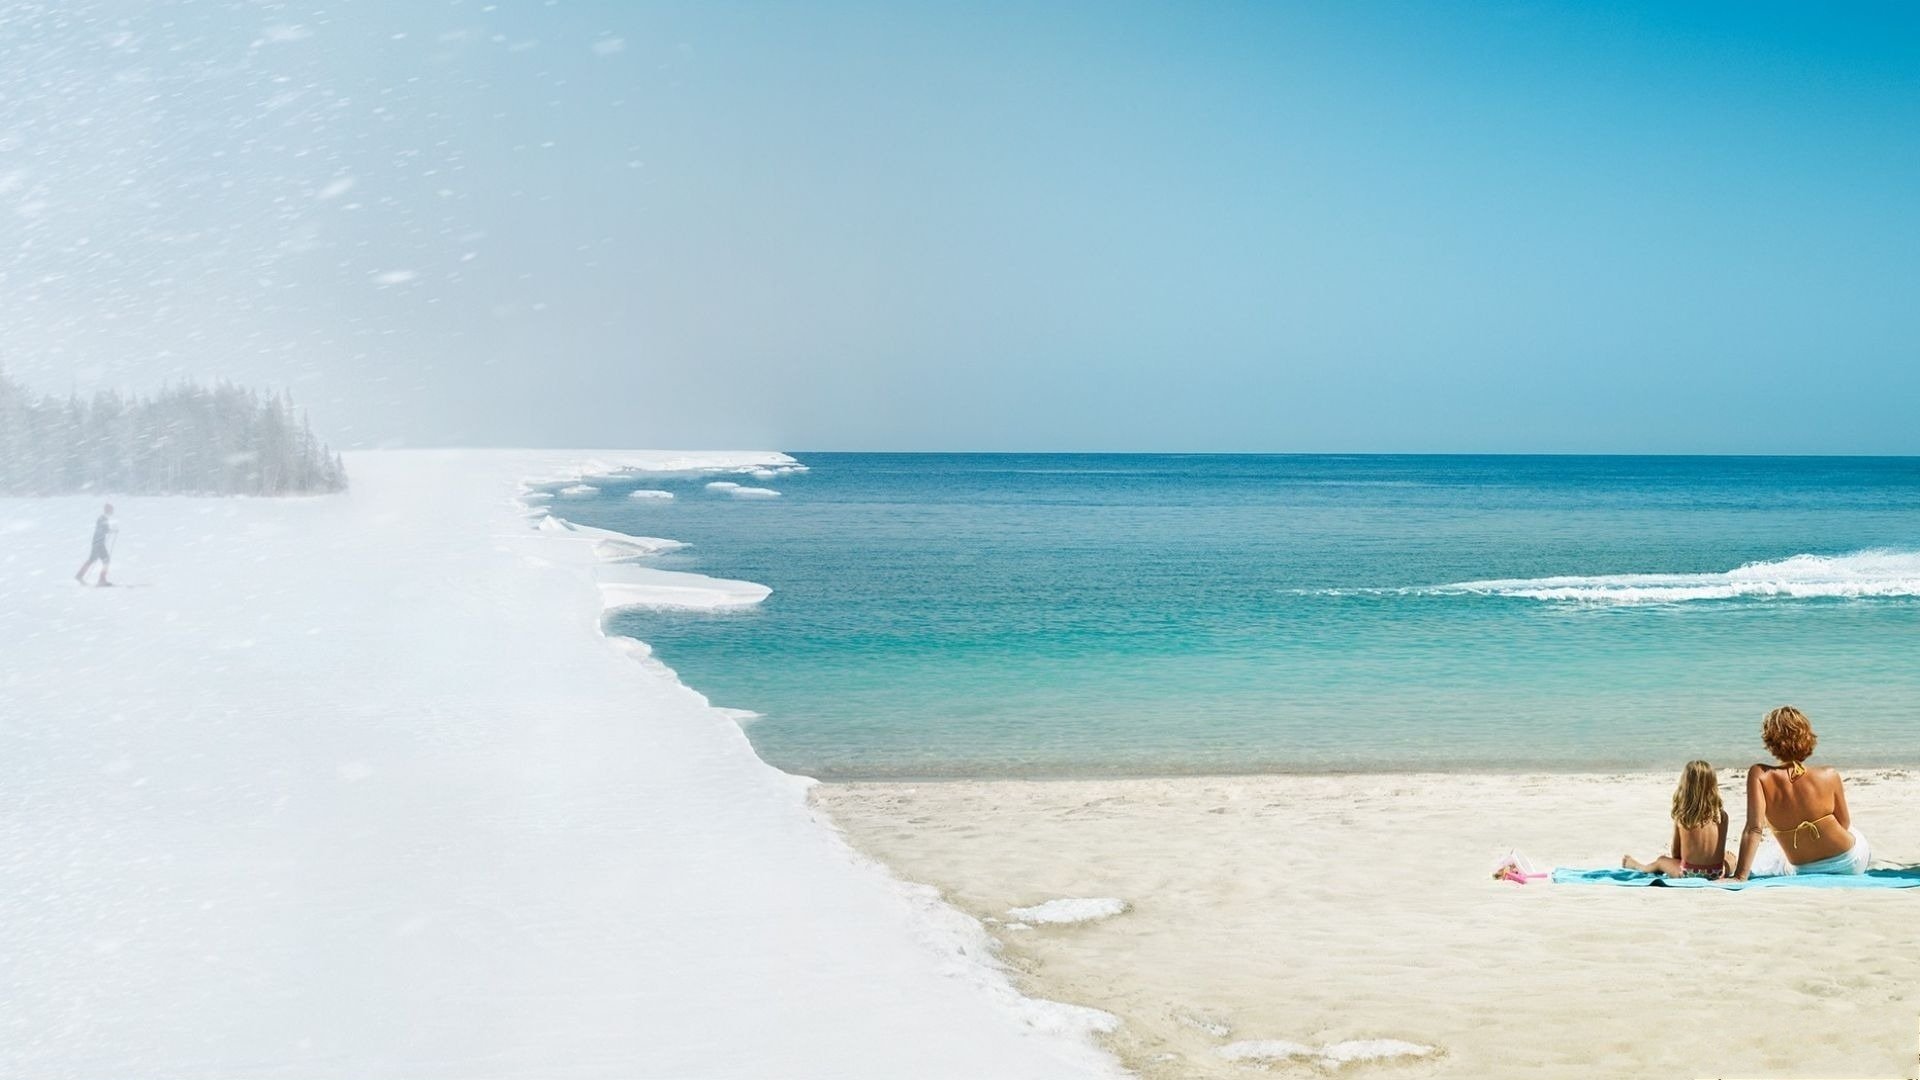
top-left (595, 562), bottom-right (772, 613)
top-left (533, 513), bottom-right (687, 561)
top-left (536, 512), bottom-right (768, 610)
top-left (1430, 549), bottom-right (1920, 605)
top-left (0, 449), bottom-right (1118, 1080)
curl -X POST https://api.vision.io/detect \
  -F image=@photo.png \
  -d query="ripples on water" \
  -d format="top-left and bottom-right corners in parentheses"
top-left (555, 454), bottom-right (1920, 778)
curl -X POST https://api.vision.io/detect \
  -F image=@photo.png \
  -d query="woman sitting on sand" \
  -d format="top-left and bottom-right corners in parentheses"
top-left (1730, 706), bottom-right (1869, 881)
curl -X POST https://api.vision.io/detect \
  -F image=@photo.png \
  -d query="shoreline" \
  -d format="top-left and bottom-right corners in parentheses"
top-left (796, 760), bottom-right (1920, 784)
top-left (814, 768), bottom-right (1920, 1078)
top-left (525, 452), bottom-right (1127, 1077)
top-left (0, 450), bottom-right (1121, 1079)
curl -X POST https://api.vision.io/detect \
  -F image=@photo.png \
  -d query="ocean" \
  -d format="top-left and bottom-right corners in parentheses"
top-left (552, 454), bottom-right (1920, 779)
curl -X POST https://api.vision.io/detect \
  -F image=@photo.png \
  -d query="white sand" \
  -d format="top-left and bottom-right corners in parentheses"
top-left (815, 770), bottom-right (1920, 1078)
top-left (0, 450), bottom-right (1117, 1079)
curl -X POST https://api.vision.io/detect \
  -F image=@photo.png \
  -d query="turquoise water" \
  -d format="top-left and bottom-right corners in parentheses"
top-left (556, 455), bottom-right (1920, 779)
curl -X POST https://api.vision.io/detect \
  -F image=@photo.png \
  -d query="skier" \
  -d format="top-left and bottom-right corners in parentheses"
top-left (74, 503), bottom-right (115, 586)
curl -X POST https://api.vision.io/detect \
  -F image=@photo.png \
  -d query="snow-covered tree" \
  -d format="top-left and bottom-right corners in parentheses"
top-left (0, 372), bottom-right (347, 496)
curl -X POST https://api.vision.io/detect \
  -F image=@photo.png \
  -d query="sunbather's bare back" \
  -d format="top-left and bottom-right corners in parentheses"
top-left (1749, 763), bottom-right (1853, 865)
top-left (1673, 817), bottom-right (1725, 868)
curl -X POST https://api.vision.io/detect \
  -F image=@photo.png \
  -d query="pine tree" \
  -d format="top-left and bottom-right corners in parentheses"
top-left (0, 372), bottom-right (349, 496)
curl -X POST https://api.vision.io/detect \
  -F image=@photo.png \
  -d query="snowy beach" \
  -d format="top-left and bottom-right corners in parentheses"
top-left (0, 450), bottom-right (1118, 1079)
top-left (816, 771), bottom-right (1920, 1078)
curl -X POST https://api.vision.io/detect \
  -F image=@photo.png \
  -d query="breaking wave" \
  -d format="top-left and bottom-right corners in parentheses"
top-left (1429, 549), bottom-right (1920, 605)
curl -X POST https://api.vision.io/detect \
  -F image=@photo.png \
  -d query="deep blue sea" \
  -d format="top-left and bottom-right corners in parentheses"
top-left (550, 454), bottom-right (1920, 779)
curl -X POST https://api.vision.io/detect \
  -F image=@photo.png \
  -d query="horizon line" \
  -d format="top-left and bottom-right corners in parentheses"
top-left (357, 445), bottom-right (1920, 460)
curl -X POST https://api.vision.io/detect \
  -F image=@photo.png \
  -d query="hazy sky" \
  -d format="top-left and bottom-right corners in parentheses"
top-left (2, 1), bottom-right (1916, 452)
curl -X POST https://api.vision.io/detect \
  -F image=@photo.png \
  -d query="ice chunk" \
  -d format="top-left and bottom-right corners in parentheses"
top-left (593, 537), bottom-right (685, 561)
top-left (595, 565), bottom-right (770, 612)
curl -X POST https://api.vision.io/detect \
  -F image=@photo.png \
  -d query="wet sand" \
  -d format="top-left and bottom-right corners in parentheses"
top-left (814, 769), bottom-right (1920, 1078)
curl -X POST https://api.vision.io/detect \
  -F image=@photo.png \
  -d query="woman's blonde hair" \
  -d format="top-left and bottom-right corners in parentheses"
top-left (1671, 759), bottom-right (1723, 829)
top-left (1762, 705), bottom-right (1817, 764)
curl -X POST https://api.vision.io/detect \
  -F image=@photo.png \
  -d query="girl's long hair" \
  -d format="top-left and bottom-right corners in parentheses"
top-left (1671, 760), bottom-right (1723, 829)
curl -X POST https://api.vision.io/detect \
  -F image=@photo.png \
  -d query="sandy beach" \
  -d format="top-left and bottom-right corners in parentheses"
top-left (816, 769), bottom-right (1920, 1078)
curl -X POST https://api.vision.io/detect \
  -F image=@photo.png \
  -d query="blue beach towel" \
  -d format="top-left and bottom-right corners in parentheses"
top-left (1552, 867), bottom-right (1920, 890)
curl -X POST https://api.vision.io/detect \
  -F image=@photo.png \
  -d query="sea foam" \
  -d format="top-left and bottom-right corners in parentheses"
top-left (1430, 549), bottom-right (1920, 605)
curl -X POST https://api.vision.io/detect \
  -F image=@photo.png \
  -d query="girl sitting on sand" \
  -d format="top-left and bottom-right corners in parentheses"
top-left (1622, 760), bottom-right (1731, 880)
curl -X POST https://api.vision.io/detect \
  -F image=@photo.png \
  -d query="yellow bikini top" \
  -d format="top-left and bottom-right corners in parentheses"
top-left (1763, 762), bottom-right (1833, 849)
top-left (1766, 760), bottom-right (1827, 845)
top-left (1772, 815), bottom-right (1835, 850)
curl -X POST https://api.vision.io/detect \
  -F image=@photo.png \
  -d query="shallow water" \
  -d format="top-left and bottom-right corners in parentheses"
top-left (555, 454), bottom-right (1920, 778)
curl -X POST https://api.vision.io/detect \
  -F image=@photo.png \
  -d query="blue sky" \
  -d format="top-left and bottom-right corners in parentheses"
top-left (2, 1), bottom-right (1916, 451)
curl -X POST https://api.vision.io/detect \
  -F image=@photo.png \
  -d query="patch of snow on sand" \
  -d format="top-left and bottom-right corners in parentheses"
top-left (1007, 898), bottom-right (1128, 925)
top-left (1219, 1038), bottom-right (1436, 1066)
top-left (536, 509), bottom-right (766, 612)
top-left (1217, 1040), bottom-right (1316, 1063)
top-left (1319, 1039), bottom-right (1439, 1065)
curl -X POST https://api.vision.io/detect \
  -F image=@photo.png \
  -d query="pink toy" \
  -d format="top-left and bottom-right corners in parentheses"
top-left (1491, 850), bottom-right (1549, 885)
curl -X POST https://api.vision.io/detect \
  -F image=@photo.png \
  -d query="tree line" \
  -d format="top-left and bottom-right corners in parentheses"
top-left (0, 372), bottom-right (347, 495)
